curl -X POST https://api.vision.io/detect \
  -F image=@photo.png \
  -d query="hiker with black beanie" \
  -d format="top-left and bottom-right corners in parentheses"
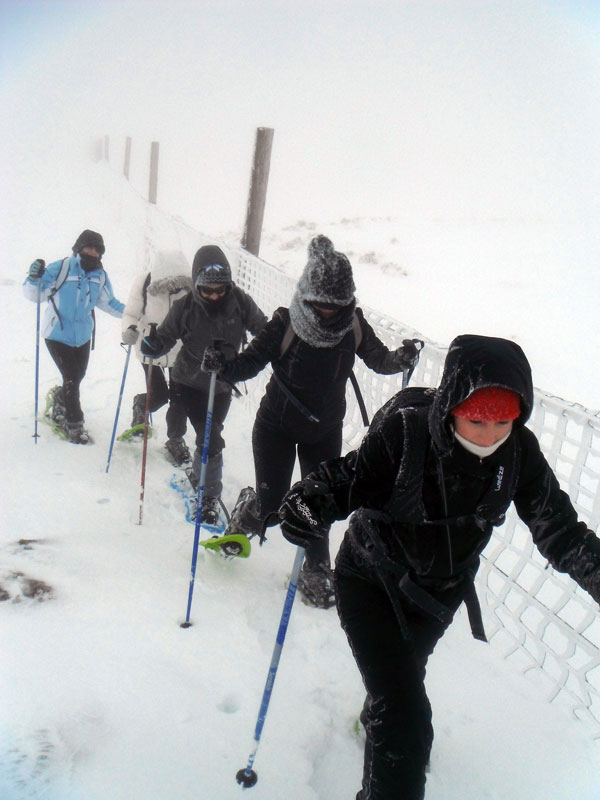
top-left (23, 229), bottom-right (125, 444)
top-left (140, 244), bottom-right (267, 525)
top-left (201, 235), bottom-right (422, 608)
top-left (278, 333), bottom-right (600, 799)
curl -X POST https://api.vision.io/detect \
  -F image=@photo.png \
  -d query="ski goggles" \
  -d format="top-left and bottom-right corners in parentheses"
top-left (198, 284), bottom-right (228, 298)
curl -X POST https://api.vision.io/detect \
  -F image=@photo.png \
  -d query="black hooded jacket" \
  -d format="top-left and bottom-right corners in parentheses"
top-left (310, 334), bottom-right (600, 602)
top-left (151, 256), bottom-right (267, 393)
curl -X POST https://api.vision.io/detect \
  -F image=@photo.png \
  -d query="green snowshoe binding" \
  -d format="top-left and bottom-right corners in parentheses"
top-left (117, 424), bottom-right (151, 441)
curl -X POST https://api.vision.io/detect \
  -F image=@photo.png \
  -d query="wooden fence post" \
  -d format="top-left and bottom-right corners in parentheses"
top-left (123, 136), bottom-right (132, 180)
top-left (149, 141), bottom-right (159, 204)
top-left (241, 127), bottom-right (274, 256)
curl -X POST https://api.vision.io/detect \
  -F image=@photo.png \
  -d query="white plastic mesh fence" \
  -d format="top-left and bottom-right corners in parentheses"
top-left (234, 247), bottom-right (600, 738)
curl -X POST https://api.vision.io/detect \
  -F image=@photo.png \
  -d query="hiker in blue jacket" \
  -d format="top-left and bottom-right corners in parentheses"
top-left (23, 229), bottom-right (124, 444)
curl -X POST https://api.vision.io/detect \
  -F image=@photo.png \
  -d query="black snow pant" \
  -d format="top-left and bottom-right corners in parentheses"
top-left (251, 417), bottom-right (343, 568)
top-left (334, 538), bottom-right (465, 800)
top-left (176, 382), bottom-right (232, 500)
top-left (137, 365), bottom-right (187, 440)
top-left (45, 339), bottom-right (91, 424)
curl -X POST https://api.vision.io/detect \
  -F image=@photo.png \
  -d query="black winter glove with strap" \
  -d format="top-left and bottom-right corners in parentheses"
top-left (201, 345), bottom-right (227, 373)
top-left (140, 328), bottom-right (165, 358)
top-left (393, 338), bottom-right (424, 370)
top-left (279, 479), bottom-right (338, 548)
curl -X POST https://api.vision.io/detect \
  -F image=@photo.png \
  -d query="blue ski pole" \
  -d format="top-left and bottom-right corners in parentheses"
top-left (236, 545), bottom-right (305, 787)
top-left (105, 343), bottom-right (132, 473)
top-left (33, 280), bottom-right (42, 443)
top-left (180, 354), bottom-right (220, 628)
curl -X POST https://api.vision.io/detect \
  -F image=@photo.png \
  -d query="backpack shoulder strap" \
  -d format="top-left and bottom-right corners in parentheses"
top-left (383, 390), bottom-right (435, 522)
top-left (279, 322), bottom-right (296, 358)
top-left (49, 257), bottom-right (71, 298)
top-left (142, 272), bottom-right (151, 314)
top-left (352, 312), bottom-right (362, 350)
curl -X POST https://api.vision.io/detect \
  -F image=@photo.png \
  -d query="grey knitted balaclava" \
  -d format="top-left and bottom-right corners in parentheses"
top-left (289, 235), bottom-right (356, 348)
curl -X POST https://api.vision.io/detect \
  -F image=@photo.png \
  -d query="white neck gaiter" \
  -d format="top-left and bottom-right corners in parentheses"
top-left (454, 428), bottom-right (512, 459)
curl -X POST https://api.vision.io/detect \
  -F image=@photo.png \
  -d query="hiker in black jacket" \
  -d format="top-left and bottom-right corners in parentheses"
top-left (201, 235), bottom-right (422, 607)
top-left (278, 333), bottom-right (600, 800)
top-left (141, 245), bottom-right (267, 524)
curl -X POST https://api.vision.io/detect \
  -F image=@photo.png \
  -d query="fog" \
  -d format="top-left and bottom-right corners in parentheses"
top-left (3, 0), bottom-right (600, 238)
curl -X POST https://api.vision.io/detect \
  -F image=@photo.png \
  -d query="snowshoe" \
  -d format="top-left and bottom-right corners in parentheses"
top-left (222, 487), bottom-right (263, 540)
top-left (117, 423), bottom-right (152, 442)
top-left (165, 437), bottom-right (191, 466)
top-left (297, 563), bottom-right (336, 609)
top-left (199, 532), bottom-right (251, 559)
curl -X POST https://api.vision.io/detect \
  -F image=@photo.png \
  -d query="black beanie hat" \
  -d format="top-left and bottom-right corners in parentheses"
top-left (192, 245), bottom-right (232, 286)
top-left (72, 229), bottom-right (105, 256)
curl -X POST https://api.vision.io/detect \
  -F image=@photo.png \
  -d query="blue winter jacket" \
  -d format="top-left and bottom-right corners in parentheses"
top-left (23, 255), bottom-right (124, 347)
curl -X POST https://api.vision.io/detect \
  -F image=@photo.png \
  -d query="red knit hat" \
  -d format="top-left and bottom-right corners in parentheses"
top-left (452, 386), bottom-right (521, 422)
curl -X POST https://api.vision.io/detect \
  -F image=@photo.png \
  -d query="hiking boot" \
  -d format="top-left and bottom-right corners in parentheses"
top-left (298, 563), bottom-right (336, 609)
top-left (130, 394), bottom-right (146, 431)
top-left (48, 385), bottom-right (66, 422)
top-left (185, 467), bottom-right (199, 492)
top-left (201, 496), bottom-right (220, 526)
top-left (65, 421), bottom-right (90, 445)
top-left (224, 487), bottom-right (262, 538)
top-left (165, 437), bottom-right (191, 466)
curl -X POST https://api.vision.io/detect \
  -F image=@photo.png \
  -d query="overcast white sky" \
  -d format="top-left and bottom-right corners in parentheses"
top-left (2, 0), bottom-right (600, 234)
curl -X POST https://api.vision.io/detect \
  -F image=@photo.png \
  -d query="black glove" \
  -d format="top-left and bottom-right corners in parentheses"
top-left (28, 259), bottom-right (46, 280)
top-left (201, 345), bottom-right (226, 373)
top-left (278, 480), bottom-right (336, 548)
top-left (122, 325), bottom-right (139, 346)
top-left (394, 338), bottom-right (424, 369)
top-left (140, 329), bottom-right (164, 358)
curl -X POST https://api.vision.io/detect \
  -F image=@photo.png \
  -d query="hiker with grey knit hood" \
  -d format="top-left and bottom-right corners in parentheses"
top-left (121, 250), bottom-right (193, 464)
top-left (201, 235), bottom-right (422, 608)
top-left (23, 229), bottom-right (125, 444)
top-left (140, 245), bottom-right (267, 524)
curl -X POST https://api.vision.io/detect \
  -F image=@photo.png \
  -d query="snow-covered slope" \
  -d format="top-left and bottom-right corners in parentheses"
top-left (1, 160), bottom-right (598, 799)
